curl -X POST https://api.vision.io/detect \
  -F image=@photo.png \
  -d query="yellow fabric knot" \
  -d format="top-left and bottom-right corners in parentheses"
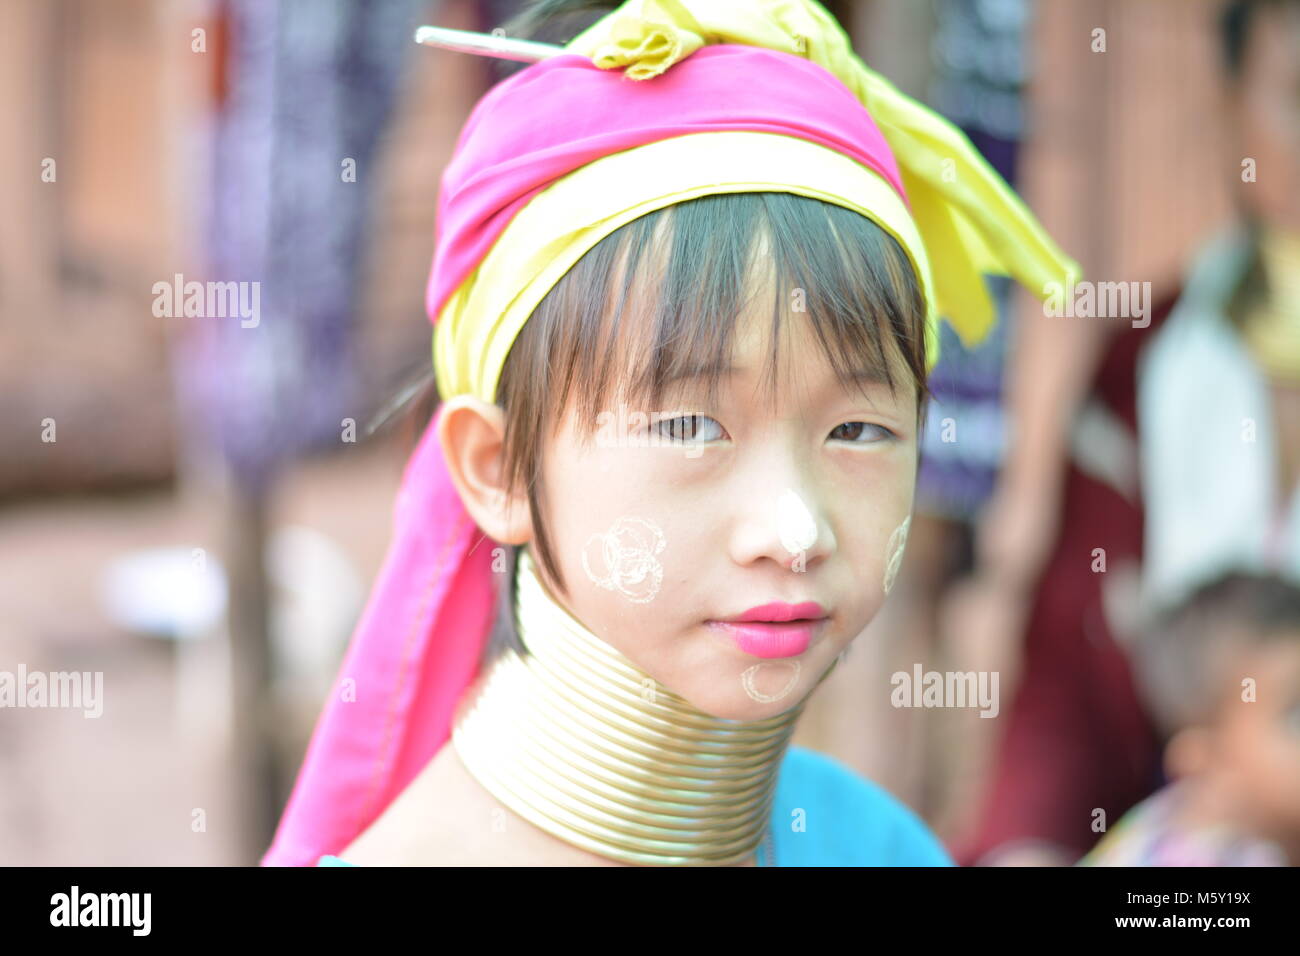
top-left (589, 1), bottom-right (705, 77)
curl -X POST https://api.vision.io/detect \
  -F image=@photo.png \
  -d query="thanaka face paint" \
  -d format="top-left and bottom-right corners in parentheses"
top-left (883, 515), bottom-right (910, 595)
top-left (741, 661), bottom-right (801, 703)
top-left (581, 515), bottom-right (667, 603)
top-left (776, 488), bottom-right (818, 556)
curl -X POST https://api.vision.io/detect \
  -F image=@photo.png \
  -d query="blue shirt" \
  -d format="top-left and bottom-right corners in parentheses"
top-left (317, 745), bottom-right (953, 867)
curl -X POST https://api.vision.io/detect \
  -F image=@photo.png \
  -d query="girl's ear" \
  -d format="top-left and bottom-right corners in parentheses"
top-left (436, 395), bottom-right (533, 545)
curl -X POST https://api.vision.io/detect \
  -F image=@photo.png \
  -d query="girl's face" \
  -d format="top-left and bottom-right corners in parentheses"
top-left (533, 291), bottom-right (920, 720)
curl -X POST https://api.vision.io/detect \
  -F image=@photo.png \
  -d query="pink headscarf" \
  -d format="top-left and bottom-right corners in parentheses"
top-left (261, 45), bottom-right (910, 866)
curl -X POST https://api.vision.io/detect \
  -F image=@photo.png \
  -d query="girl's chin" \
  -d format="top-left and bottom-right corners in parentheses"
top-left (703, 697), bottom-right (807, 722)
top-left (674, 676), bottom-right (811, 721)
top-left (648, 639), bottom-right (847, 719)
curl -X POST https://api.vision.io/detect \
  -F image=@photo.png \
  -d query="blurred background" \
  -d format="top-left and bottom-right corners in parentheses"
top-left (2, 0), bottom-right (1296, 866)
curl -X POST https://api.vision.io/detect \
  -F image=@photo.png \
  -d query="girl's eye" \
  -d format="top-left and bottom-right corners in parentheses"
top-left (829, 421), bottom-right (895, 443)
top-left (654, 414), bottom-right (725, 443)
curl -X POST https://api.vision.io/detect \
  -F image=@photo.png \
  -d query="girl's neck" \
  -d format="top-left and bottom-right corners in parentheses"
top-left (448, 546), bottom-right (807, 866)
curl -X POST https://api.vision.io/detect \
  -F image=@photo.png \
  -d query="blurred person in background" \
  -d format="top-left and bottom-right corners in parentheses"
top-left (1082, 573), bottom-right (1300, 867)
top-left (952, 0), bottom-right (1300, 865)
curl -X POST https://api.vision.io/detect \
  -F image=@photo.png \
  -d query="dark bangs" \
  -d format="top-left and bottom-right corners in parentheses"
top-left (493, 190), bottom-right (929, 608)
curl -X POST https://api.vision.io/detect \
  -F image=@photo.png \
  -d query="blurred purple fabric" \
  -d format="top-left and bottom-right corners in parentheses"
top-left (176, 0), bottom-right (421, 496)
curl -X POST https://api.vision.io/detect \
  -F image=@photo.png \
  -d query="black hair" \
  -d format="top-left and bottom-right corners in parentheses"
top-left (1133, 571), bottom-right (1300, 740)
top-left (1219, 0), bottom-right (1300, 79)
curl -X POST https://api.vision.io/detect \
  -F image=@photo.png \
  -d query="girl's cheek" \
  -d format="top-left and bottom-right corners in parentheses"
top-left (579, 514), bottom-right (668, 604)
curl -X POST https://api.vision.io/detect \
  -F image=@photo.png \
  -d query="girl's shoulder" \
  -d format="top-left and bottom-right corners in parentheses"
top-left (771, 745), bottom-right (954, 867)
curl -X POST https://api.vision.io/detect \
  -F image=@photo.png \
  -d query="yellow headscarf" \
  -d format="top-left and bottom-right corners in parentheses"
top-left (433, 0), bottom-right (1081, 403)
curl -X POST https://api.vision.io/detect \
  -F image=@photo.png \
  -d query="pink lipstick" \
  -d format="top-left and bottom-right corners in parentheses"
top-left (707, 601), bottom-right (829, 659)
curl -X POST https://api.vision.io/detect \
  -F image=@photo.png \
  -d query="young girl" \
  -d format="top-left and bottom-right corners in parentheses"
top-left (262, 0), bottom-right (1079, 867)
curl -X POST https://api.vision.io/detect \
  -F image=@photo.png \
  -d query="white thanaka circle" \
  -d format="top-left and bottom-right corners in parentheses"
top-left (741, 661), bottom-right (802, 703)
top-left (581, 516), bottom-right (667, 603)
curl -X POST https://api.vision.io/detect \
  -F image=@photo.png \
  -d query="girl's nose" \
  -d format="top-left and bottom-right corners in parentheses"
top-left (777, 488), bottom-right (818, 556)
top-left (729, 486), bottom-right (836, 572)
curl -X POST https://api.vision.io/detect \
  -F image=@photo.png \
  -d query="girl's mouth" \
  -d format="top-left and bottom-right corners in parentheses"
top-left (704, 618), bottom-right (828, 659)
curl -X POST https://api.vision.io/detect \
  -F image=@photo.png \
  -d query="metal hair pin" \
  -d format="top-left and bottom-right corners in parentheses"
top-left (413, 25), bottom-right (566, 63)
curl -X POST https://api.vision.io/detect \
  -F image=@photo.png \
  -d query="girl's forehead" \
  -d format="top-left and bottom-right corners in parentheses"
top-left (619, 241), bottom-right (840, 375)
top-left (718, 306), bottom-right (845, 385)
top-left (616, 308), bottom-right (907, 410)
